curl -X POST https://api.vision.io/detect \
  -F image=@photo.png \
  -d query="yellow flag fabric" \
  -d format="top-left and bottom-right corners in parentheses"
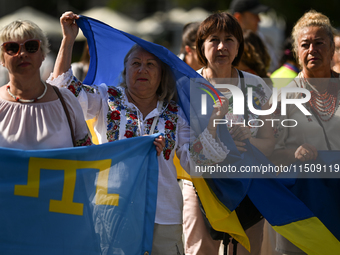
top-left (273, 217), bottom-right (340, 255)
top-left (87, 119), bottom-right (99, 145)
top-left (174, 155), bottom-right (250, 251)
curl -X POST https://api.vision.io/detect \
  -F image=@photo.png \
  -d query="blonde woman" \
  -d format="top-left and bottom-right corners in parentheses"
top-left (270, 10), bottom-right (340, 255)
top-left (0, 20), bottom-right (91, 149)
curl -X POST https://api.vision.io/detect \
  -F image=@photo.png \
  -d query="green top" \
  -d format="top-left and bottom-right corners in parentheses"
top-left (271, 65), bottom-right (298, 89)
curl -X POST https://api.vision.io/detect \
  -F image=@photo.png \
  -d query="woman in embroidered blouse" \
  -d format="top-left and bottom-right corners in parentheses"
top-left (269, 10), bottom-right (340, 255)
top-left (0, 20), bottom-right (91, 149)
top-left (183, 12), bottom-right (275, 255)
top-left (49, 12), bottom-right (229, 255)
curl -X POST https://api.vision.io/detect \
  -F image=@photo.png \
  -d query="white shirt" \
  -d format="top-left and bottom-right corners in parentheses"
top-left (48, 69), bottom-right (229, 224)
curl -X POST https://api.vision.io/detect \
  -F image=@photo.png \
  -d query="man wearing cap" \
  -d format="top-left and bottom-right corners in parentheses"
top-left (230, 0), bottom-right (279, 73)
top-left (230, 0), bottom-right (268, 32)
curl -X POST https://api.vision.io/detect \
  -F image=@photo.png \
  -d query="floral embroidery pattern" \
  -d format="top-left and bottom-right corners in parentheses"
top-left (189, 139), bottom-right (215, 165)
top-left (249, 84), bottom-right (268, 105)
top-left (193, 140), bottom-right (203, 153)
top-left (145, 118), bottom-right (159, 134)
top-left (76, 134), bottom-right (92, 146)
top-left (106, 86), bottom-right (124, 142)
top-left (160, 101), bottom-right (178, 160)
top-left (124, 111), bottom-right (139, 138)
top-left (104, 87), bottom-right (179, 160)
top-left (69, 77), bottom-right (95, 97)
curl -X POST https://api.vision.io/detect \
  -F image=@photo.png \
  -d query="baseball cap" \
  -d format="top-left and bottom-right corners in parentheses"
top-left (229, 0), bottom-right (269, 14)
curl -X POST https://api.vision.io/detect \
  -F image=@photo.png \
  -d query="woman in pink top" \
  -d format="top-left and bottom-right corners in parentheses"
top-left (0, 20), bottom-right (91, 149)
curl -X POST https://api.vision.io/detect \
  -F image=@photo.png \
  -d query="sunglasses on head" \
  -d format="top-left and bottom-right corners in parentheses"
top-left (1, 39), bottom-right (41, 56)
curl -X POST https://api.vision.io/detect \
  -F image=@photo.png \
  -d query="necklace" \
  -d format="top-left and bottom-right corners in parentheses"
top-left (299, 72), bottom-right (340, 121)
top-left (6, 82), bottom-right (47, 103)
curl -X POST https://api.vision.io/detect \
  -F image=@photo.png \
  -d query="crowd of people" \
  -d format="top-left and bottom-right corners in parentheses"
top-left (0, 0), bottom-right (339, 254)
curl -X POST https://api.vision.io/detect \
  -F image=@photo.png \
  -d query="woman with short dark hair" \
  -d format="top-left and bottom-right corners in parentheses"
top-left (183, 12), bottom-right (274, 255)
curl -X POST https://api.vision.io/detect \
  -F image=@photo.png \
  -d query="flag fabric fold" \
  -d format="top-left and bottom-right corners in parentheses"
top-left (76, 16), bottom-right (340, 254)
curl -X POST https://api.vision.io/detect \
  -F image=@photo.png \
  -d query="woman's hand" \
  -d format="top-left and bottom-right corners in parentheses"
top-left (207, 97), bottom-right (229, 137)
top-left (60, 11), bottom-right (80, 42)
top-left (295, 143), bottom-right (318, 162)
top-left (229, 124), bottom-right (252, 152)
top-left (53, 12), bottom-right (79, 79)
top-left (211, 97), bottom-right (229, 119)
top-left (154, 135), bottom-right (165, 156)
top-left (230, 124), bottom-right (252, 141)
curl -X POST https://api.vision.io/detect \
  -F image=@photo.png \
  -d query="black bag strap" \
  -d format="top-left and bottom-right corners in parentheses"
top-left (237, 70), bottom-right (248, 123)
top-left (52, 86), bottom-right (76, 147)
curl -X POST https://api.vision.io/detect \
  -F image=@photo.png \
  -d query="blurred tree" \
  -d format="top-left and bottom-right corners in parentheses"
top-left (2, 0), bottom-right (339, 47)
top-left (261, 0), bottom-right (340, 35)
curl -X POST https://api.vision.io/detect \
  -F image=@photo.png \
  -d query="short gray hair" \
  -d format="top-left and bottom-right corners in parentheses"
top-left (120, 44), bottom-right (177, 102)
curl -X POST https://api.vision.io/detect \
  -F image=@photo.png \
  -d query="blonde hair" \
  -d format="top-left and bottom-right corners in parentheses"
top-left (120, 44), bottom-right (177, 102)
top-left (0, 20), bottom-right (50, 62)
top-left (292, 10), bottom-right (334, 61)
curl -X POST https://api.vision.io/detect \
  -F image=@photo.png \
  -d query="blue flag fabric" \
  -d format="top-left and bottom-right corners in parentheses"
top-left (75, 16), bottom-right (340, 253)
top-left (77, 15), bottom-right (251, 208)
top-left (0, 134), bottom-right (159, 255)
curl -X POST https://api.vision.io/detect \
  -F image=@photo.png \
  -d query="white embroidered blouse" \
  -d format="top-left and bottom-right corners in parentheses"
top-left (47, 69), bottom-right (229, 225)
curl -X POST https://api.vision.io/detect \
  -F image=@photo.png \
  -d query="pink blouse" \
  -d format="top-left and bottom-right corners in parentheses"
top-left (0, 87), bottom-right (91, 150)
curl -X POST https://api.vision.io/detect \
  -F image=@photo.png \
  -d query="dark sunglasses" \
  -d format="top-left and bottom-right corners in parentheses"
top-left (1, 39), bottom-right (41, 56)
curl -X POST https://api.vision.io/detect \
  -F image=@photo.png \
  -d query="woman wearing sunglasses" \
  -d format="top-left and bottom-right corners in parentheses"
top-left (0, 20), bottom-right (91, 149)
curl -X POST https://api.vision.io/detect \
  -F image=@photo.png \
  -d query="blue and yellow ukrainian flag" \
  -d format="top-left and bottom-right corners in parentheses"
top-left (75, 16), bottom-right (340, 254)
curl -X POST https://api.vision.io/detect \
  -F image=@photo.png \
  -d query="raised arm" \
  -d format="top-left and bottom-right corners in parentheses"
top-left (53, 12), bottom-right (80, 79)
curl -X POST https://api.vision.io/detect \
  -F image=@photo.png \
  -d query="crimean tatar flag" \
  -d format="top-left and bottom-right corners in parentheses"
top-left (0, 134), bottom-right (159, 255)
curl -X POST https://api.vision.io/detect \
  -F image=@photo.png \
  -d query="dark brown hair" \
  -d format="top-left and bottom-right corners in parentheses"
top-left (180, 22), bottom-right (200, 55)
top-left (241, 29), bottom-right (270, 77)
top-left (196, 12), bottom-right (244, 66)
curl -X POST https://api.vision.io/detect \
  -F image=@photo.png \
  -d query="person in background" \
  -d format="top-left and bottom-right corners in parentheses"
top-left (71, 40), bottom-right (90, 81)
top-left (229, 0), bottom-right (279, 73)
top-left (40, 52), bottom-right (56, 81)
top-left (269, 10), bottom-right (340, 255)
top-left (271, 37), bottom-right (300, 89)
top-left (0, 19), bottom-right (91, 149)
top-left (50, 11), bottom-right (230, 255)
top-left (236, 29), bottom-right (272, 86)
top-left (331, 29), bottom-right (340, 73)
top-left (183, 12), bottom-right (274, 255)
top-left (0, 64), bottom-right (9, 86)
top-left (178, 22), bottom-right (203, 71)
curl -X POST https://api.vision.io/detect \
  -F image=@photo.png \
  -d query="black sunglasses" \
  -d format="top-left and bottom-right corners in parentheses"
top-left (1, 39), bottom-right (41, 56)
